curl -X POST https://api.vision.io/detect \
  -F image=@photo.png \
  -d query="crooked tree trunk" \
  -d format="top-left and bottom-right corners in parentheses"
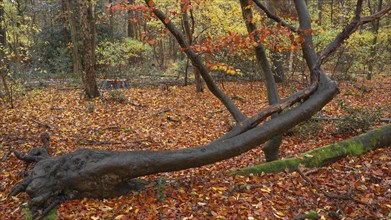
top-left (235, 124), bottom-right (391, 175)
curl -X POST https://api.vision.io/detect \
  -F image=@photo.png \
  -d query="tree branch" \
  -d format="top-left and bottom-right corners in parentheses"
top-left (317, 1), bottom-right (390, 68)
top-left (252, 0), bottom-right (298, 33)
top-left (145, 0), bottom-right (246, 122)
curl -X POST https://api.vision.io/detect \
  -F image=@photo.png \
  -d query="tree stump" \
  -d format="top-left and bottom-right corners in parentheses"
top-left (99, 79), bottom-right (131, 90)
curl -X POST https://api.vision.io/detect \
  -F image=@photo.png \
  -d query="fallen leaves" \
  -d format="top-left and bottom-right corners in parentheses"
top-left (0, 78), bottom-right (390, 219)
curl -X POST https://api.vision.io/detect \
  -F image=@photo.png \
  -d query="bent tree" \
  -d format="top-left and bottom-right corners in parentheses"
top-left (9, 0), bottom-right (391, 218)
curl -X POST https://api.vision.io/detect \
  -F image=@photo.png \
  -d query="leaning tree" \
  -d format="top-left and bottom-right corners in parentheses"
top-left (9, 0), bottom-right (391, 218)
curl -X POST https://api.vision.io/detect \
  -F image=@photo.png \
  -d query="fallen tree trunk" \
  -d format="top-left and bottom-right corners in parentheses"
top-left (235, 124), bottom-right (391, 175)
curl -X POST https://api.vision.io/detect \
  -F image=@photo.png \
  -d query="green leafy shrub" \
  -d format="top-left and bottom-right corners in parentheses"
top-left (86, 103), bottom-right (96, 113)
top-left (109, 89), bottom-right (126, 103)
top-left (286, 120), bottom-right (323, 139)
top-left (336, 100), bottom-right (382, 134)
top-left (96, 38), bottom-right (152, 78)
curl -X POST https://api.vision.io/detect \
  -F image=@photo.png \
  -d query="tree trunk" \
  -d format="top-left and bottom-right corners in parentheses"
top-left (235, 124), bottom-right (391, 175)
top-left (181, 0), bottom-right (204, 92)
top-left (78, 0), bottom-right (99, 98)
top-left (194, 68), bottom-right (204, 92)
top-left (317, 0), bottom-right (322, 25)
top-left (109, 0), bottom-right (114, 43)
top-left (240, 0), bottom-right (282, 161)
top-left (65, 0), bottom-right (83, 81)
top-left (265, 0), bottom-right (285, 83)
top-left (127, 0), bottom-right (135, 38)
top-left (0, 1), bottom-right (12, 108)
top-left (367, 0), bottom-right (382, 80)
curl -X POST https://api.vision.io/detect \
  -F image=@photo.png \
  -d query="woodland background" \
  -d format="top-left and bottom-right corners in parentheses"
top-left (0, 0), bottom-right (390, 219)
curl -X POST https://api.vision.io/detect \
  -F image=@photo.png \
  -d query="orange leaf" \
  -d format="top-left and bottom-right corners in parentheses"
top-left (164, 17), bottom-right (170, 24)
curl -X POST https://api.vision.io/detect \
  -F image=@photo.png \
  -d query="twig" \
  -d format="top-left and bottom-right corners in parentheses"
top-left (311, 117), bottom-right (390, 123)
top-left (129, 101), bottom-right (145, 107)
top-left (77, 139), bottom-right (150, 146)
top-left (1, 149), bottom-right (12, 162)
top-left (166, 116), bottom-right (180, 123)
top-left (155, 108), bottom-right (171, 116)
top-left (31, 119), bottom-right (53, 129)
top-left (297, 168), bottom-right (374, 209)
top-left (50, 107), bottom-right (65, 110)
top-left (303, 168), bottom-right (321, 176)
top-left (207, 109), bottom-right (225, 115)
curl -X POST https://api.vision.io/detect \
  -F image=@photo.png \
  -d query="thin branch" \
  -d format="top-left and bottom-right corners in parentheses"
top-left (360, 2), bottom-right (391, 24)
top-left (316, 0), bottom-right (364, 67)
top-left (317, 1), bottom-right (390, 68)
top-left (297, 168), bottom-right (374, 208)
top-left (252, 0), bottom-right (298, 33)
top-left (220, 82), bottom-right (318, 140)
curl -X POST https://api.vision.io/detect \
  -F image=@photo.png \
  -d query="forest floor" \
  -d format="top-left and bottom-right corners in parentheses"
top-left (0, 76), bottom-right (390, 219)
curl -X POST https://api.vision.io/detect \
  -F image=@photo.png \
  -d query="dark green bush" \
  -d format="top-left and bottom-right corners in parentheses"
top-left (108, 89), bottom-right (126, 103)
top-left (336, 100), bottom-right (382, 134)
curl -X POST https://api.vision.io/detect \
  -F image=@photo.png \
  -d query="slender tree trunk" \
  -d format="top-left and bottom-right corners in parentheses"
top-left (78, 0), bottom-right (99, 98)
top-left (240, 0), bottom-right (282, 161)
top-left (265, 0), bottom-right (285, 83)
top-left (65, 0), bottom-right (83, 81)
top-left (367, 0), bottom-right (382, 80)
top-left (0, 0), bottom-right (12, 108)
top-left (109, 0), bottom-right (114, 42)
top-left (317, 0), bottom-right (322, 25)
top-left (181, 0), bottom-right (203, 92)
top-left (127, 0), bottom-right (135, 38)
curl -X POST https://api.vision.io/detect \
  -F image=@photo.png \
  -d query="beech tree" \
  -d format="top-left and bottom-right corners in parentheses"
top-left (9, 0), bottom-right (391, 218)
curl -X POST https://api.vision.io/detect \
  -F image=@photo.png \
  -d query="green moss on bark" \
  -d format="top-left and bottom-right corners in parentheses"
top-left (235, 124), bottom-right (391, 175)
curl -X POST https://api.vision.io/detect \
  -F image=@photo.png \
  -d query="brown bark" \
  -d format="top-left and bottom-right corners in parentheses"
top-left (78, 0), bottom-right (99, 98)
top-left (64, 0), bottom-right (83, 81)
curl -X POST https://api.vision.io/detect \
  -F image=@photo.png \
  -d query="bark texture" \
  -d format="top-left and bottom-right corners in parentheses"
top-left (78, 0), bottom-right (99, 98)
top-left (235, 124), bottom-right (391, 175)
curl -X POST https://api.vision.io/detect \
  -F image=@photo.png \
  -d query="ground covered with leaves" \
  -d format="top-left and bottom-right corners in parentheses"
top-left (1, 77), bottom-right (390, 219)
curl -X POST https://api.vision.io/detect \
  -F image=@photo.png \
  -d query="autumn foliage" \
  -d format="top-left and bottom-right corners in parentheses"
top-left (1, 77), bottom-right (390, 219)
